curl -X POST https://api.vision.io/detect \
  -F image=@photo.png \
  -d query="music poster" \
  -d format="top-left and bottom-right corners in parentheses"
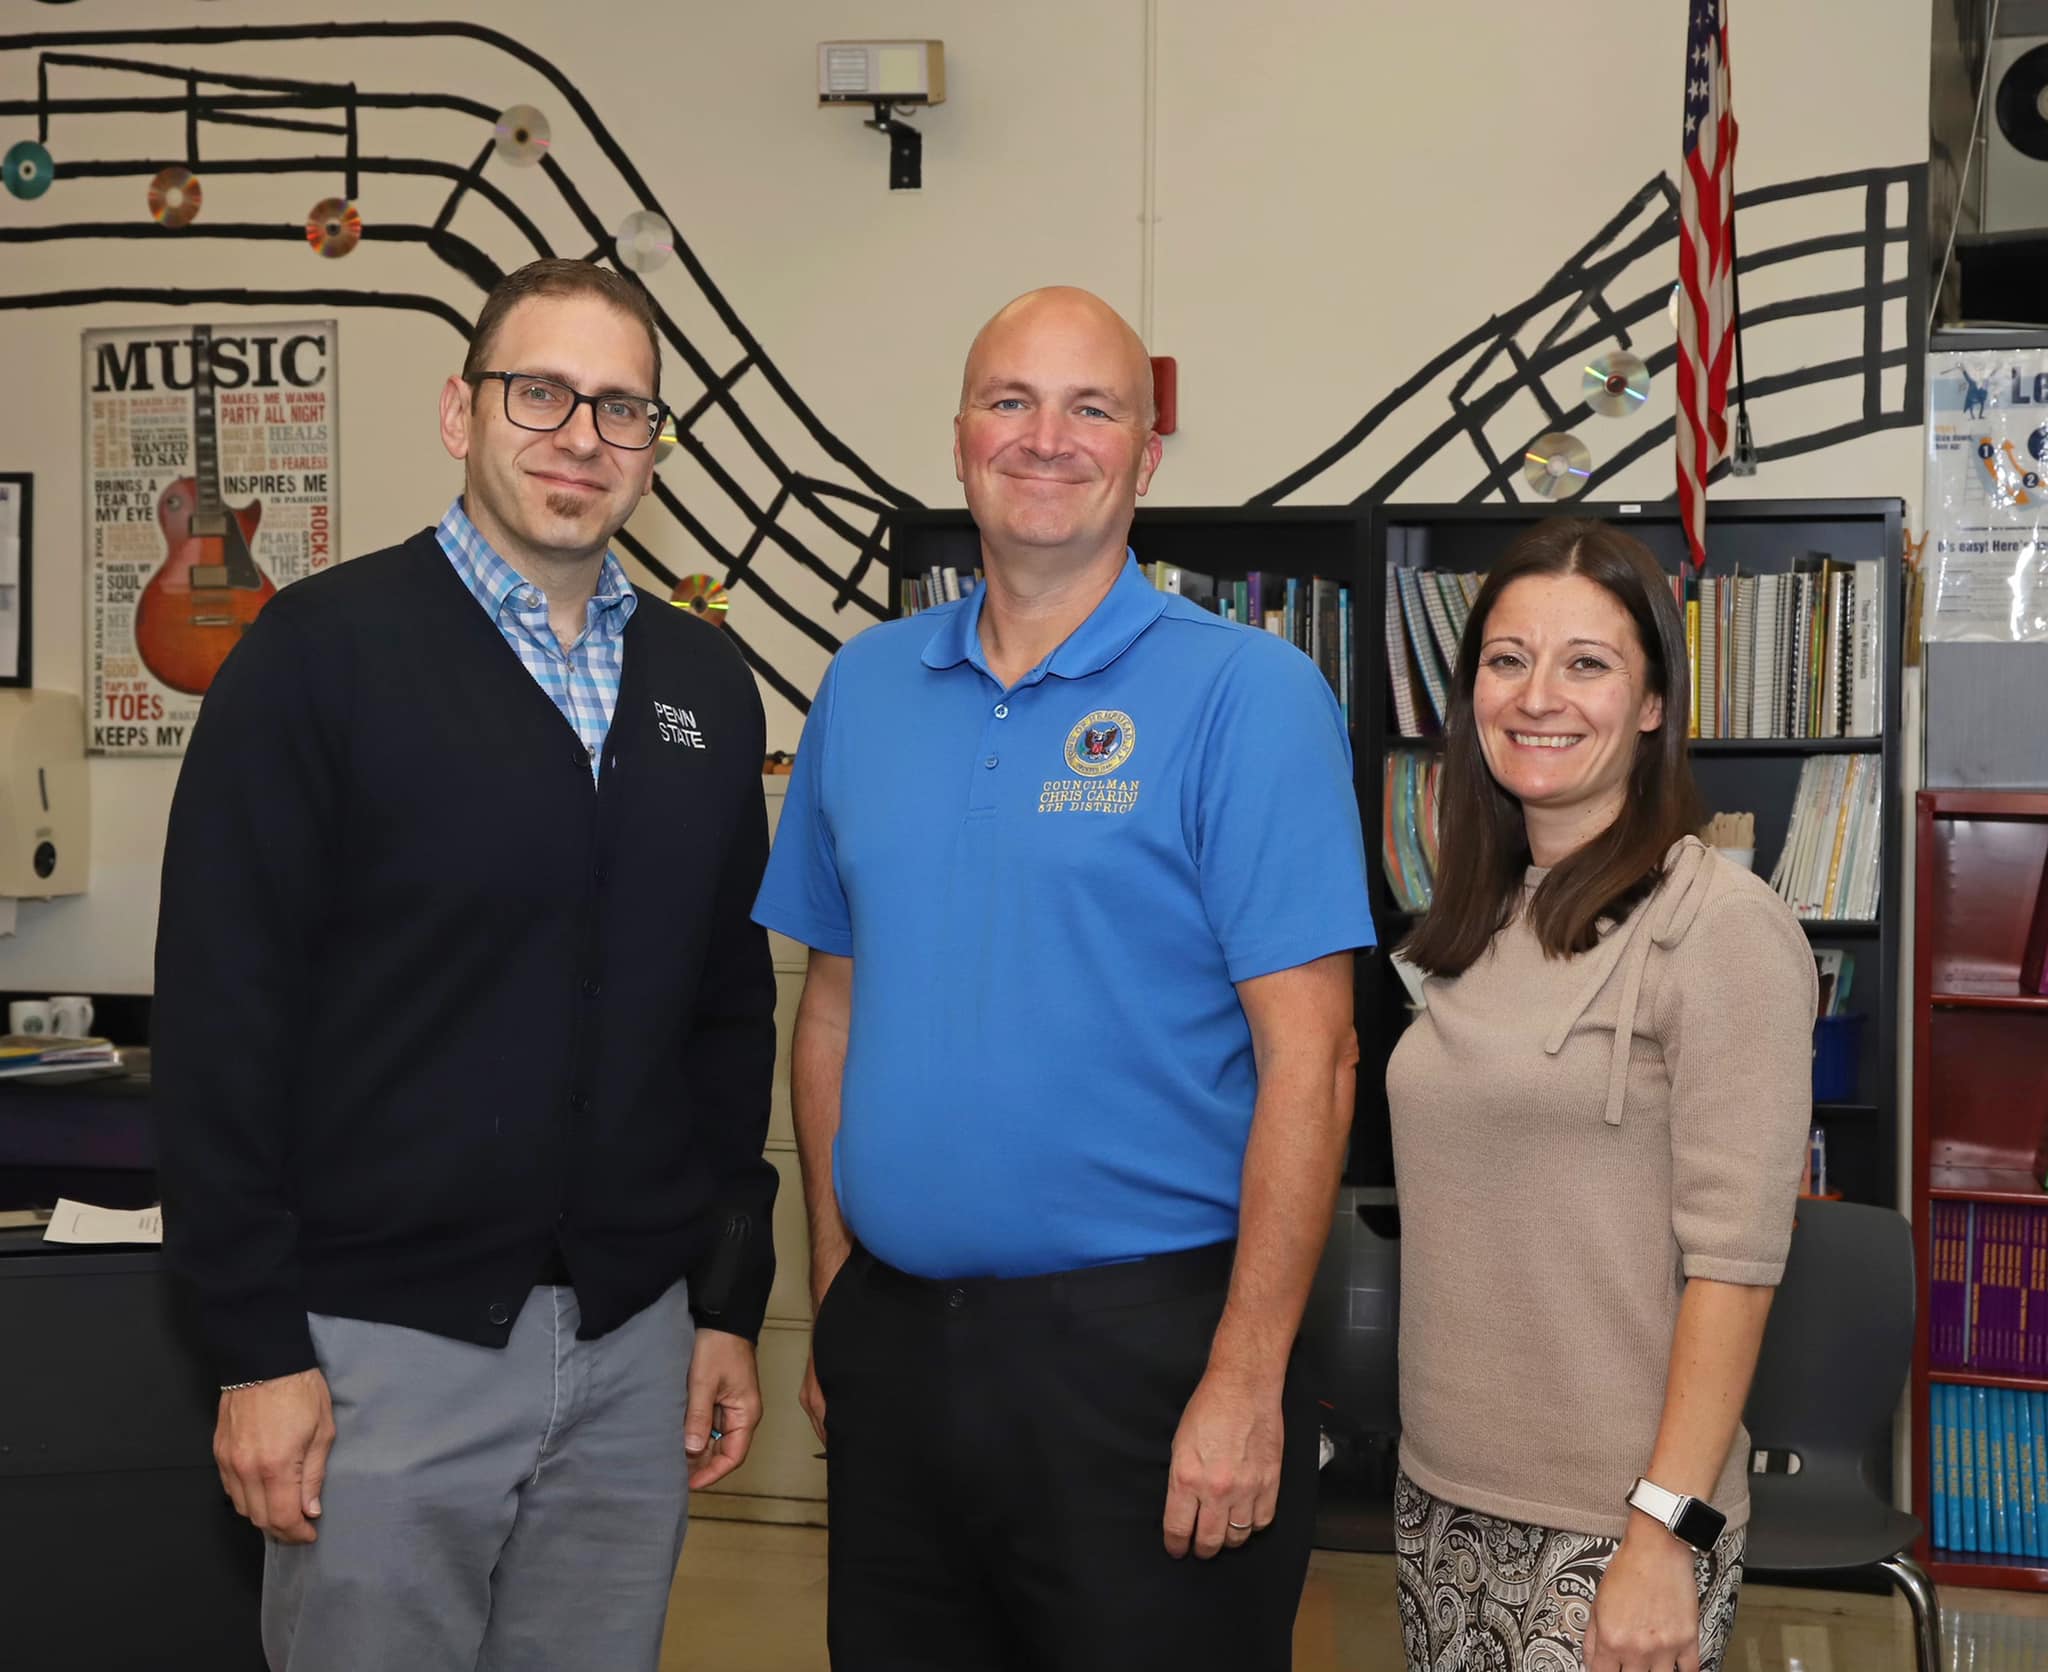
top-left (82, 320), bottom-right (339, 755)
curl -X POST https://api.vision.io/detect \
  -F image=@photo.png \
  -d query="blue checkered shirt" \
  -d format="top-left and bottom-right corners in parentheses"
top-left (436, 498), bottom-right (638, 782)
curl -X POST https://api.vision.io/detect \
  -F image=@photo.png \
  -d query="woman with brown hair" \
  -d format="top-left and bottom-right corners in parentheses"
top-left (1388, 518), bottom-right (1815, 1672)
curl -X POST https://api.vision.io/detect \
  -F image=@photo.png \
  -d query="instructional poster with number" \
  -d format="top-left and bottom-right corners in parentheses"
top-left (83, 320), bottom-right (339, 755)
top-left (1924, 349), bottom-right (2048, 644)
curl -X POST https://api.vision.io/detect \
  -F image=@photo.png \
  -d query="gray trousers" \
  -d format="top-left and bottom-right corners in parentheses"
top-left (263, 1280), bottom-right (695, 1672)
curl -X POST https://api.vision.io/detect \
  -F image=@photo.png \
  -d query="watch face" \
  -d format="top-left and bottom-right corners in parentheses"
top-left (1672, 1497), bottom-right (1727, 1550)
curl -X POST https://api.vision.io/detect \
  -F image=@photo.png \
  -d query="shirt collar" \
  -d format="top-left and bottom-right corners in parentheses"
top-left (919, 551), bottom-right (1167, 680)
top-left (436, 497), bottom-right (637, 630)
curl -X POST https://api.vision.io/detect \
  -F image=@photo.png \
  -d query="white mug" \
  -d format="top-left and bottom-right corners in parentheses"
top-left (48, 995), bottom-right (93, 1037)
top-left (9, 999), bottom-right (52, 1036)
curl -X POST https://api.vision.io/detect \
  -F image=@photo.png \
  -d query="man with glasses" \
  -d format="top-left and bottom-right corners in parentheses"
top-left (155, 258), bottom-right (777, 1671)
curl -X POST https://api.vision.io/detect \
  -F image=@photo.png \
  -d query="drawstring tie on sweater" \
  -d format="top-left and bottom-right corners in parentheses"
top-left (1540, 836), bottom-right (1716, 1127)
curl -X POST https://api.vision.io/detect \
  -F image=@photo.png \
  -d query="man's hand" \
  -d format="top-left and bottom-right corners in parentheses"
top-left (1162, 1367), bottom-right (1283, 1559)
top-left (799, 1244), bottom-right (850, 1448)
top-left (1583, 1517), bottom-right (1703, 1672)
top-left (214, 1368), bottom-right (335, 1545)
top-left (685, 1328), bottom-right (763, 1490)
top-left (799, 1347), bottom-right (827, 1447)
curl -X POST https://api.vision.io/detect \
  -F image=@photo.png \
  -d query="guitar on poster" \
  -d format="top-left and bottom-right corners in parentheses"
top-left (133, 324), bottom-right (277, 695)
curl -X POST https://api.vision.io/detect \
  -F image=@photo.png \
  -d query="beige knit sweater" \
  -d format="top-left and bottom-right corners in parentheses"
top-left (1388, 836), bottom-right (1817, 1538)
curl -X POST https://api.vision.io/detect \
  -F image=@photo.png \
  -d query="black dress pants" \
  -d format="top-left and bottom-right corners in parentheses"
top-left (814, 1240), bottom-right (1319, 1671)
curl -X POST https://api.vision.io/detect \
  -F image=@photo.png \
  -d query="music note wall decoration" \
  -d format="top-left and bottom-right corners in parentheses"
top-left (0, 18), bottom-right (1929, 736)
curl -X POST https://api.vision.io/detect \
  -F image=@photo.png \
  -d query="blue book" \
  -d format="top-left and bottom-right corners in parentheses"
top-left (1957, 1385), bottom-right (1973, 1552)
top-left (2018, 1389), bottom-right (2040, 1559)
top-left (2035, 1392), bottom-right (2048, 1559)
top-left (2002, 1391), bottom-right (2025, 1556)
top-left (1959, 1384), bottom-right (1977, 1551)
top-left (1931, 1385), bottom-right (1949, 1550)
top-left (1990, 1387), bottom-right (2011, 1553)
top-left (1975, 1385), bottom-right (1994, 1552)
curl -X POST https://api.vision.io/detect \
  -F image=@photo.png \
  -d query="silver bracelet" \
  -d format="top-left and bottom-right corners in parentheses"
top-left (220, 1378), bottom-right (268, 1393)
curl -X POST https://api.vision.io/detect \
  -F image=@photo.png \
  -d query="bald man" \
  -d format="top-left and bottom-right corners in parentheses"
top-left (753, 288), bottom-right (1375, 1669)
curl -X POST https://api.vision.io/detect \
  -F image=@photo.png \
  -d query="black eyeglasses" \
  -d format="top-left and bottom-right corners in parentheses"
top-left (471, 371), bottom-right (669, 451)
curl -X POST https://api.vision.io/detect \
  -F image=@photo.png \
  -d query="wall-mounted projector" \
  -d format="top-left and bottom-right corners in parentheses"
top-left (817, 41), bottom-right (945, 107)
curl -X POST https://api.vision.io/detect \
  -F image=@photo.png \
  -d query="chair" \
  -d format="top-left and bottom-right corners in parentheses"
top-left (1741, 1198), bottom-right (1939, 1672)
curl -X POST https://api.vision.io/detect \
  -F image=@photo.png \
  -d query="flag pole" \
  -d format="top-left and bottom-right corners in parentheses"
top-left (1727, 195), bottom-right (1757, 476)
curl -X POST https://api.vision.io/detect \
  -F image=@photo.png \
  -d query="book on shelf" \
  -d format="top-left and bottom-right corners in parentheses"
top-left (1930, 1199), bottom-right (1971, 1367)
top-left (2021, 1389), bottom-right (2044, 1558)
top-left (1930, 1201), bottom-right (2048, 1377)
top-left (1933, 1381), bottom-right (1950, 1552)
top-left (1383, 556), bottom-right (1492, 738)
top-left (1138, 564), bottom-right (1352, 723)
top-left (1991, 1388), bottom-right (2012, 1553)
top-left (1767, 753), bottom-right (1882, 920)
top-left (1684, 557), bottom-right (1882, 739)
top-left (1976, 1385), bottom-right (1996, 1553)
top-left (1812, 948), bottom-right (1855, 1017)
top-left (1380, 748), bottom-right (1441, 913)
top-left (899, 565), bottom-right (983, 614)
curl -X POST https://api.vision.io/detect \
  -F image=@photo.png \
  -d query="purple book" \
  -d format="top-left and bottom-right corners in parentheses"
top-left (1977, 1207), bottom-right (2026, 1375)
top-left (1931, 1200), bottom-right (1970, 1368)
top-left (2029, 1206), bottom-right (2048, 1378)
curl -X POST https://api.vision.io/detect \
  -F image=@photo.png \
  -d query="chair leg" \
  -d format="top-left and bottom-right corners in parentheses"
top-left (1877, 1554), bottom-right (1941, 1672)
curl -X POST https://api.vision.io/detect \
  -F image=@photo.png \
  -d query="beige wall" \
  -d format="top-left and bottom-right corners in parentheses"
top-left (0, 0), bottom-right (1932, 989)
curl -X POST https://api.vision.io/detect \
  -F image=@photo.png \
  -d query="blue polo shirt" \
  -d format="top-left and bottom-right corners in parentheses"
top-left (752, 554), bottom-right (1375, 1280)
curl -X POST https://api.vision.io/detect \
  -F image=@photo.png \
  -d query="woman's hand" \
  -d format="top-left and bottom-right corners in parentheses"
top-left (1583, 1518), bottom-right (1702, 1672)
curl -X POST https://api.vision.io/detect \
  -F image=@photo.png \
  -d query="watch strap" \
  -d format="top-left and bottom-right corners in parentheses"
top-left (1626, 1476), bottom-right (1686, 1527)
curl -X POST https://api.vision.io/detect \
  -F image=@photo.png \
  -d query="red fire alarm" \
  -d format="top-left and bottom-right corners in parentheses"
top-left (1150, 355), bottom-right (1178, 436)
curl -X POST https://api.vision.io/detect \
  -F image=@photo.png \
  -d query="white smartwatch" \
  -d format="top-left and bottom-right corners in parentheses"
top-left (1626, 1476), bottom-right (1727, 1551)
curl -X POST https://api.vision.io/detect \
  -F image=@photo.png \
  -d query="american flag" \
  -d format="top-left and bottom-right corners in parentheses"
top-left (1676, 0), bottom-right (1738, 571)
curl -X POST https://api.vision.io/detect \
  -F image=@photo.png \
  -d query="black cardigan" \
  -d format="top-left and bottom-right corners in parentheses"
top-left (154, 529), bottom-right (778, 1384)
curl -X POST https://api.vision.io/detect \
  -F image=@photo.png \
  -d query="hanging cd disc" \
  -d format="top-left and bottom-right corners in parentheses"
top-left (3, 139), bottom-right (54, 201)
top-left (1524, 432), bottom-right (1593, 500)
top-left (1996, 43), bottom-right (2048, 162)
top-left (653, 415), bottom-right (679, 464)
top-left (669, 574), bottom-right (730, 623)
top-left (148, 165), bottom-right (202, 228)
top-left (306, 197), bottom-right (362, 258)
top-left (1583, 351), bottom-right (1649, 418)
top-left (615, 209), bottom-right (674, 273)
top-left (493, 104), bottom-right (552, 166)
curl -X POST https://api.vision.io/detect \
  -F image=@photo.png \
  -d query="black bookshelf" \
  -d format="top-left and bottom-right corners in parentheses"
top-left (886, 498), bottom-right (1906, 1210)
top-left (886, 498), bottom-right (1907, 1554)
top-left (1365, 499), bottom-right (1907, 1212)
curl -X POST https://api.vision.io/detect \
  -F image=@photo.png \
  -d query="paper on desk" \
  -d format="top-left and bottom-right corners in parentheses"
top-left (42, 1198), bottom-right (162, 1244)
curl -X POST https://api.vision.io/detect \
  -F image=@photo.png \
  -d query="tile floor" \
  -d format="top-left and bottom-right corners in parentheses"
top-left (661, 1519), bottom-right (2048, 1671)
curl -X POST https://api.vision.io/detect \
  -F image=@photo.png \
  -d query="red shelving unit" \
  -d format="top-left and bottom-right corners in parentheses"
top-left (1910, 789), bottom-right (2048, 1593)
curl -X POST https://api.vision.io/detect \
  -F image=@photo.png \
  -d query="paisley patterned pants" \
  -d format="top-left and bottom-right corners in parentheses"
top-left (1394, 1473), bottom-right (1746, 1672)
